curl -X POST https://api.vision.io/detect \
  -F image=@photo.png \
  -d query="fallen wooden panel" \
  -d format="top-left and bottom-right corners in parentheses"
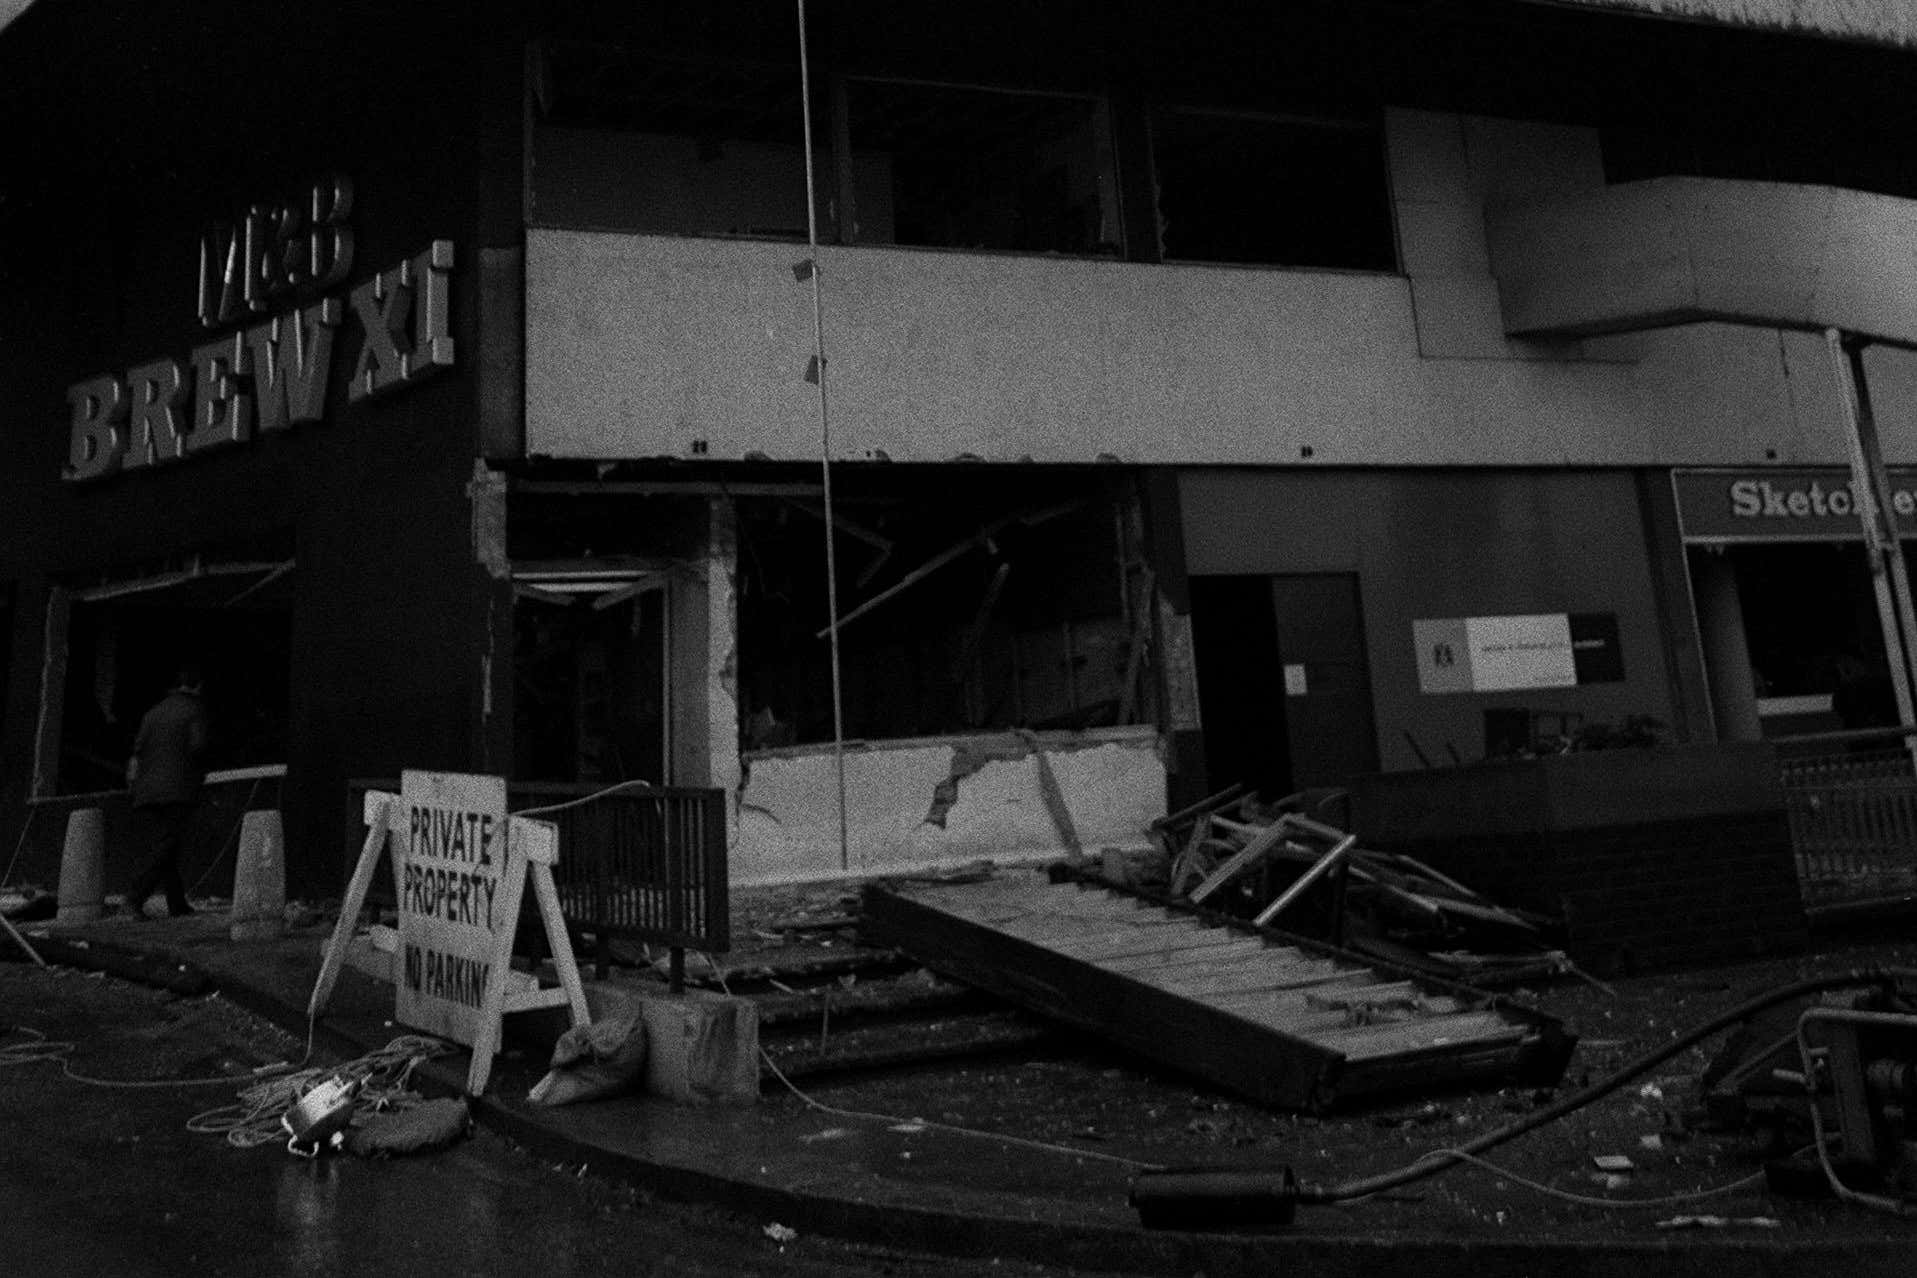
top-left (861, 869), bottom-right (1575, 1111)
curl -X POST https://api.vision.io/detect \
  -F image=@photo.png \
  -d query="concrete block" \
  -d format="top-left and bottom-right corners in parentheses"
top-left (636, 987), bottom-right (759, 1106)
top-left (229, 809), bottom-right (286, 942)
top-left (56, 808), bottom-right (106, 925)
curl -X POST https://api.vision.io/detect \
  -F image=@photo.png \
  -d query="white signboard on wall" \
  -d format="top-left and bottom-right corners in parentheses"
top-left (395, 770), bottom-right (508, 1044)
top-left (1414, 614), bottom-right (1577, 694)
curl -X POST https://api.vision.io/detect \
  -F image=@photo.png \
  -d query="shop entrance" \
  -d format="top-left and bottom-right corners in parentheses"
top-left (1190, 572), bottom-right (1378, 798)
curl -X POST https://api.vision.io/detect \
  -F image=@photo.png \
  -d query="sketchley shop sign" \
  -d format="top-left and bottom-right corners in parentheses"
top-left (1674, 467), bottom-right (1917, 542)
top-left (63, 174), bottom-right (454, 482)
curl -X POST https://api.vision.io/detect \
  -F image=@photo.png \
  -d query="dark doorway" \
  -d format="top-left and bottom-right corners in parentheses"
top-left (1269, 572), bottom-right (1380, 789)
top-left (1189, 575), bottom-right (1291, 797)
top-left (1190, 571), bottom-right (1380, 799)
top-left (514, 583), bottom-right (668, 785)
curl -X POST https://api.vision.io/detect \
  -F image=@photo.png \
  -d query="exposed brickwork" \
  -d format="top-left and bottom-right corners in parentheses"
top-left (1381, 811), bottom-right (1808, 976)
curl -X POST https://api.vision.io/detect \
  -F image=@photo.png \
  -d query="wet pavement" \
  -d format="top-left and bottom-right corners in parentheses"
top-left (8, 902), bottom-right (1917, 1276)
top-left (0, 962), bottom-right (1130, 1277)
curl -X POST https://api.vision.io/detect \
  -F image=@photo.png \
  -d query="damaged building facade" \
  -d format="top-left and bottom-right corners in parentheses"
top-left (6, 0), bottom-right (1917, 895)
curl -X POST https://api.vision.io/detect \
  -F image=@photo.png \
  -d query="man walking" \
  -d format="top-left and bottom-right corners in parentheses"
top-left (123, 665), bottom-right (209, 918)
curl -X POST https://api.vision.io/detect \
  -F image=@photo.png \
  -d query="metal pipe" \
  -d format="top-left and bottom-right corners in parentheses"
top-left (1828, 329), bottom-right (1917, 749)
top-left (795, 0), bottom-right (851, 873)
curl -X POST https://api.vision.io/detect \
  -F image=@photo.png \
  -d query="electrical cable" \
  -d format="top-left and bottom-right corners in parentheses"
top-left (1394, 1147), bottom-right (1769, 1211)
top-left (1, 1020), bottom-right (290, 1090)
top-left (756, 1038), bottom-right (1166, 1171)
top-left (1300, 967), bottom-right (1917, 1204)
top-left (1, 1018), bottom-right (446, 1147)
top-left (514, 779), bottom-right (659, 820)
top-left (185, 1033), bottom-right (451, 1149)
top-left (187, 777), bottom-right (266, 895)
top-left (0, 803), bottom-right (35, 892)
top-left (704, 953), bottom-right (1164, 1171)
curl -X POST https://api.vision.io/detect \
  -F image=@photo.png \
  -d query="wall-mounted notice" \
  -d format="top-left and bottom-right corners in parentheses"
top-left (1415, 613), bottom-right (1623, 693)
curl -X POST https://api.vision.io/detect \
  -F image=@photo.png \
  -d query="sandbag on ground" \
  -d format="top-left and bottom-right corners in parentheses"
top-left (528, 1015), bottom-right (647, 1106)
top-left (344, 1097), bottom-right (470, 1157)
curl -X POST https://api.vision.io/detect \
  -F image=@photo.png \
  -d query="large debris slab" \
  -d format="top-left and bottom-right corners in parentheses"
top-left (861, 870), bottom-right (1575, 1111)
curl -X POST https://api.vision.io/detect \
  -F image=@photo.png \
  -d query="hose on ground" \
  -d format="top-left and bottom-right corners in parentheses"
top-left (1299, 966), bottom-right (1917, 1204)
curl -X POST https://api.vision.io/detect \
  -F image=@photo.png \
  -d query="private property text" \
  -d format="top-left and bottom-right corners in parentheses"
top-left (401, 803), bottom-right (499, 930)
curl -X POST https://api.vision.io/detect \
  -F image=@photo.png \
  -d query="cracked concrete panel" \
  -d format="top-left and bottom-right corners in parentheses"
top-left (734, 742), bottom-right (954, 883)
top-left (731, 728), bottom-right (1164, 886)
top-left (707, 499), bottom-right (742, 805)
top-left (469, 460), bottom-right (509, 578)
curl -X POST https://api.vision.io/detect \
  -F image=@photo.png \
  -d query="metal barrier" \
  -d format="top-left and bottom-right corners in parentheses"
top-left (1777, 730), bottom-right (1917, 910)
top-left (345, 778), bottom-right (729, 980)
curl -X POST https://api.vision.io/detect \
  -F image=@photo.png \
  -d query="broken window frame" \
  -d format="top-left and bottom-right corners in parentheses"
top-left (832, 74), bottom-right (1123, 257)
top-left (525, 38), bottom-right (826, 241)
top-left (1147, 104), bottom-right (1398, 272)
top-left (33, 553), bottom-right (296, 800)
top-left (735, 476), bottom-right (1157, 752)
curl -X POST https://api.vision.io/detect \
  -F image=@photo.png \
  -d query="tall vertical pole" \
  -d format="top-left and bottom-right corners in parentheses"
top-left (1826, 328), bottom-right (1917, 740)
top-left (796, 0), bottom-right (851, 872)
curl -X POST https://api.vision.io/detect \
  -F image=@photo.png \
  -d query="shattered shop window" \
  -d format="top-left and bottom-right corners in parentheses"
top-left (737, 488), bottom-right (1146, 749)
top-left (841, 79), bottom-right (1121, 255)
top-left (1150, 108), bottom-right (1396, 271)
top-left (529, 42), bottom-right (824, 239)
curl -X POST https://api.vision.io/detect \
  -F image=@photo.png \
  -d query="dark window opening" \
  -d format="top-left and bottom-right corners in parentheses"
top-left (530, 42), bottom-right (823, 238)
top-left (1151, 108), bottom-right (1395, 270)
top-left (842, 80), bottom-right (1119, 255)
top-left (737, 475), bottom-right (1149, 749)
top-left (1699, 541), bottom-right (1906, 734)
top-left (513, 578), bottom-right (668, 786)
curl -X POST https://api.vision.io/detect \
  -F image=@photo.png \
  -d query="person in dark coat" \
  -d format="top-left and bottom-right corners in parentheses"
top-left (123, 665), bottom-right (210, 918)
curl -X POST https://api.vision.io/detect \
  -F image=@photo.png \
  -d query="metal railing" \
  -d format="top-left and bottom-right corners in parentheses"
top-left (347, 778), bottom-right (729, 981)
top-left (1777, 729), bottom-right (1917, 910)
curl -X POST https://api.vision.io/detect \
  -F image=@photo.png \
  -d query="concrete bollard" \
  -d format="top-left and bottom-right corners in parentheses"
top-left (229, 809), bottom-right (286, 942)
top-left (56, 807), bottom-right (107, 925)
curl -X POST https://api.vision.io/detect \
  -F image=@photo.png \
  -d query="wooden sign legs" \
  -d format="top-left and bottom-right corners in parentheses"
top-left (464, 816), bottom-right (590, 1095)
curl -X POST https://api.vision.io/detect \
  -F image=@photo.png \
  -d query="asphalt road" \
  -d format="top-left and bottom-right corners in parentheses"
top-left (0, 961), bottom-right (1127, 1278)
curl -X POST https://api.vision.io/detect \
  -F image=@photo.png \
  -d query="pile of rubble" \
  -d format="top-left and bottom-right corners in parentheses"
top-left (1111, 785), bottom-right (1581, 988)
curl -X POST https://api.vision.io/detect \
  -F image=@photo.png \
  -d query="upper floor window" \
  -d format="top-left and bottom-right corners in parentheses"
top-left (530, 43), bottom-right (821, 239)
top-left (1150, 108), bottom-right (1396, 271)
top-left (838, 79), bottom-right (1120, 256)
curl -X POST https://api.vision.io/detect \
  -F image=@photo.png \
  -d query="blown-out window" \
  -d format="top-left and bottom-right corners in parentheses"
top-left (529, 42), bottom-right (822, 239)
top-left (1150, 108), bottom-right (1395, 270)
top-left (841, 79), bottom-right (1120, 255)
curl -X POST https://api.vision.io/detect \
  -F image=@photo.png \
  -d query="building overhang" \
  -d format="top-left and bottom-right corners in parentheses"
top-left (1525, 1), bottom-right (1917, 51)
top-left (1488, 176), bottom-right (1917, 347)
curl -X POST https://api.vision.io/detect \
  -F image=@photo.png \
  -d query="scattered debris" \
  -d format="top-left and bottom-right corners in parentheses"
top-left (1148, 791), bottom-right (1576, 987)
